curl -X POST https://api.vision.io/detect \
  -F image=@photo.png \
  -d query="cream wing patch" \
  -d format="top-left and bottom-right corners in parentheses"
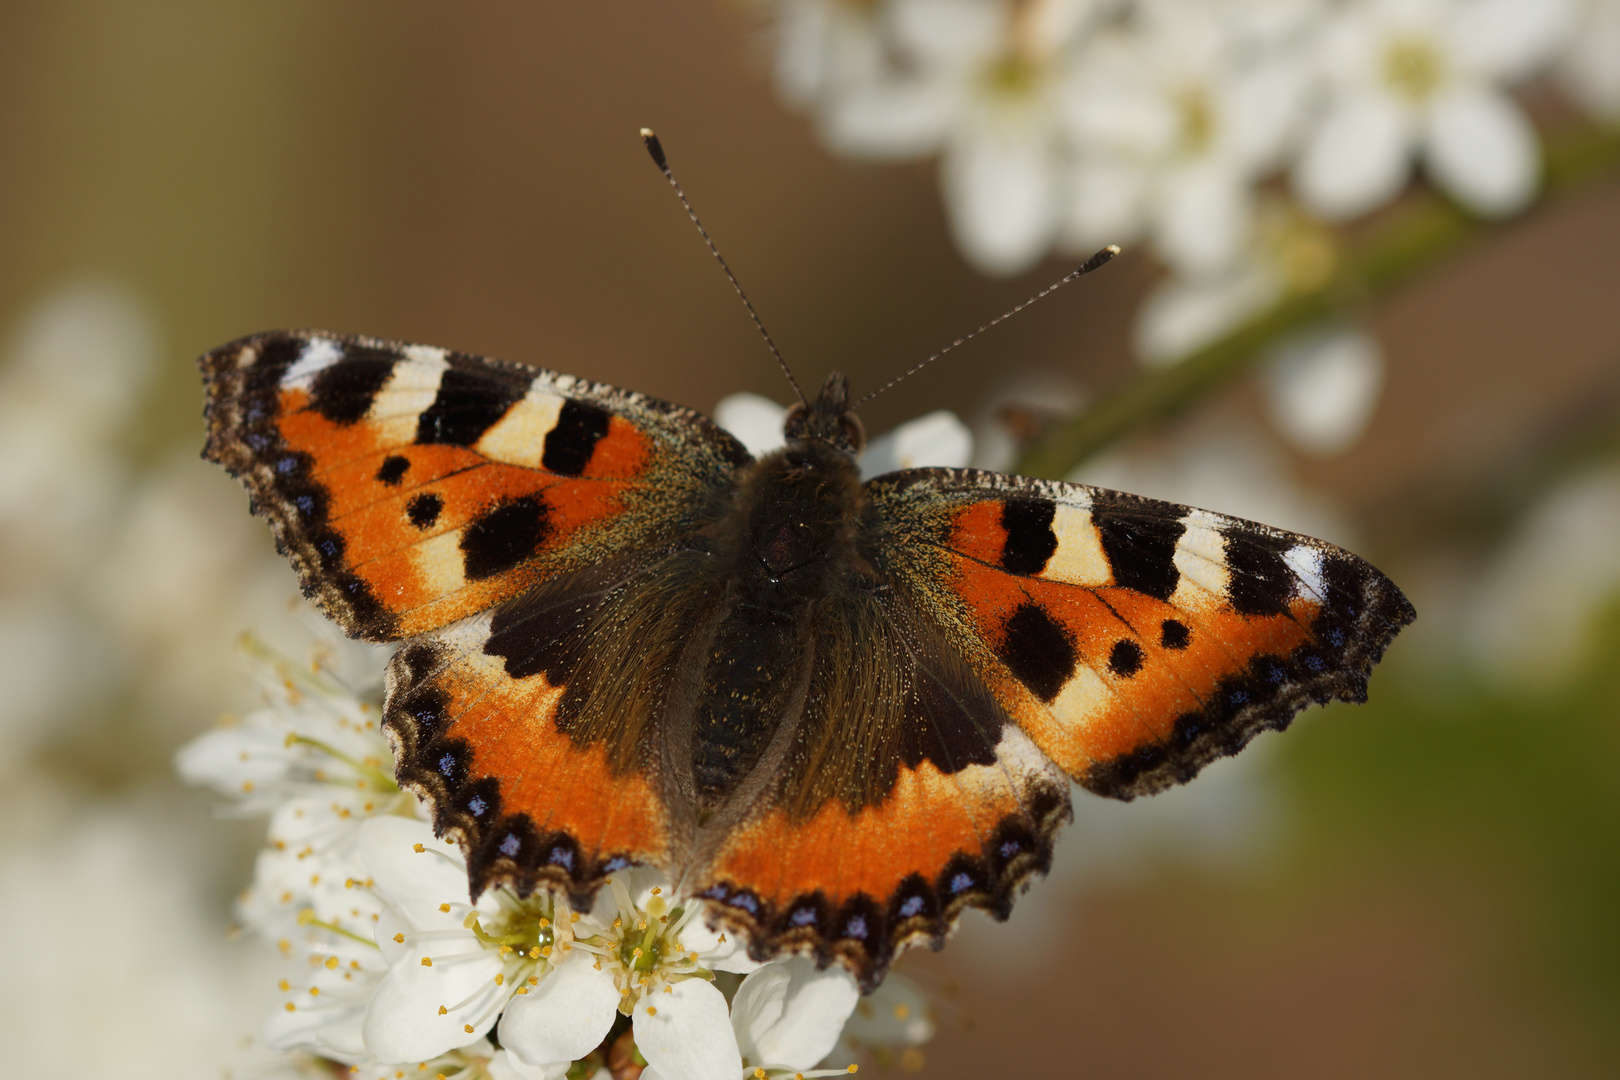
top-left (475, 382), bottom-right (567, 468)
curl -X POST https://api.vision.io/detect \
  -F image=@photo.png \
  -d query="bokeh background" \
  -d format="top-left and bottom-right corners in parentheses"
top-left (2, 2), bottom-right (1619, 1076)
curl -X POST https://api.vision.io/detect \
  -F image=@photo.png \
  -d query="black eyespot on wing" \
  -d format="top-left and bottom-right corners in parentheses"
top-left (416, 366), bottom-right (525, 446)
top-left (541, 400), bottom-right (611, 476)
top-left (1160, 618), bottom-right (1191, 649)
top-left (407, 492), bottom-right (443, 530)
top-left (997, 602), bottom-right (1077, 703)
top-left (308, 345), bottom-right (397, 425)
top-left (1225, 529), bottom-right (1294, 617)
top-left (376, 455), bottom-right (410, 486)
top-left (999, 497), bottom-right (1057, 574)
top-left (460, 496), bottom-right (550, 580)
top-left (1108, 639), bottom-right (1144, 677)
top-left (1091, 493), bottom-right (1185, 601)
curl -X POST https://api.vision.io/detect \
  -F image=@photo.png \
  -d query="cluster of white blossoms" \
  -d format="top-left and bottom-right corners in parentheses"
top-left (774, 0), bottom-right (1595, 278)
top-left (179, 618), bottom-right (936, 1079)
top-left (769, 0), bottom-right (1613, 452)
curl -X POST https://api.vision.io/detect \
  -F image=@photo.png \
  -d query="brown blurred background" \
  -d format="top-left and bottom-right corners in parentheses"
top-left (2, 2), bottom-right (1619, 1077)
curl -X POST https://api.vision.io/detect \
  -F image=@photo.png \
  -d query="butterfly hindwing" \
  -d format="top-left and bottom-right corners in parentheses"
top-left (688, 580), bottom-right (1072, 982)
top-left (199, 330), bottom-right (749, 641)
top-left (866, 469), bottom-right (1416, 799)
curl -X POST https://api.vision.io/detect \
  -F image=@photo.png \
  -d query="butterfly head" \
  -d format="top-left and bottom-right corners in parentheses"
top-left (782, 371), bottom-right (865, 455)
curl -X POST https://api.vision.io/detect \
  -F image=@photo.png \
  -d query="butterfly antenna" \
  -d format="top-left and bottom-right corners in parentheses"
top-left (641, 128), bottom-right (807, 407)
top-left (850, 245), bottom-right (1121, 410)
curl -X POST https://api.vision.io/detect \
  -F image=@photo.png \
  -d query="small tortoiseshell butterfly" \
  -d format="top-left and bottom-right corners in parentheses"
top-left (199, 139), bottom-right (1413, 991)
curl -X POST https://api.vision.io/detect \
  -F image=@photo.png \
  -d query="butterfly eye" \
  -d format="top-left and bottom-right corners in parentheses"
top-left (838, 412), bottom-right (865, 454)
top-left (782, 402), bottom-right (809, 441)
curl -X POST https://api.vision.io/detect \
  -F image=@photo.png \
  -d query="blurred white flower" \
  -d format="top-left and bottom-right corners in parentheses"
top-left (0, 796), bottom-right (279, 1080)
top-left (1292, 0), bottom-right (1573, 219)
top-left (795, 0), bottom-right (1101, 274)
top-left (1466, 466), bottom-right (1620, 687)
top-left (859, 408), bottom-right (974, 476)
top-left (1557, 0), bottom-right (1620, 117)
top-left (1261, 324), bottom-right (1384, 455)
top-left (1061, 0), bottom-right (1316, 276)
top-left (1133, 200), bottom-right (1338, 366)
top-left (824, 971), bottom-right (936, 1071)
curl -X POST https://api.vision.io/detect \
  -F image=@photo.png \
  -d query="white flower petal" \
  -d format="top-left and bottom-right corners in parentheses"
top-left (941, 126), bottom-right (1059, 276)
top-left (1133, 267), bottom-right (1278, 367)
top-left (362, 948), bottom-right (505, 1062)
top-left (1294, 93), bottom-right (1412, 220)
top-left (1262, 326), bottom-right (1385, 455)
top-left (1060, 159), bottom-right (1148, 254)
top-left (822, 77), bottom-right (959, 160)
top-left (859, 410), bottom-right (973, 478)
top-left (713, 392), bottom-right (786, 458)
top-left (632, 978), bottom-right (742, 1080)
top-left (1559, 0), bottom-right (1620, 118)
top-left (1154, 163), bottom-right (1253, 277)
top-left (1452, 0), bottom-right (1575, 80)
top-left (499, 956), bottom-right (619, 1068)
top-left (679, 912), bottom-right (763, 974)
top-left (488, 1050), bottom-right (572, 1080)
top-left (890, 0), bottom-right (1006, 66)
top-left (358, 816), bottom-right (469, 926)
top-left (1423, 84), bottom-right (1539, 216)
top-left (732, 956), bottom-right (860, 1070)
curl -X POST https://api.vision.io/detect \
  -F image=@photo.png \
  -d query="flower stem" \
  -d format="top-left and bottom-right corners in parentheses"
top-left (1013, 121), bottom-right (1620, 479)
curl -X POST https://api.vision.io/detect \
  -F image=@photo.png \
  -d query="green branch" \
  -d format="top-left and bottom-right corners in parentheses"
top-left (1014, 121), bottom-right (1620, 480)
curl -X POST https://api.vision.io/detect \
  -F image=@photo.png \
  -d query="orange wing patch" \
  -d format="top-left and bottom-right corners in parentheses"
top-left (384, 617), bottom-right (673, 904)
top-left (199, 331), bottom-right (742, 642)
top-left (691, 726), bottom-right (1069, 985)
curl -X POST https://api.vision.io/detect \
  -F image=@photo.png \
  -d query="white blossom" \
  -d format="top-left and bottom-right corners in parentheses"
top-left (1292, 0), bottom-right (1574, 219)
top-left (1260, 324), bottom-right (1384, 455)
top-left (1557, 0), bottom-right (1620, 117)
top-left (1060, 0), bottom-right (1316, 276)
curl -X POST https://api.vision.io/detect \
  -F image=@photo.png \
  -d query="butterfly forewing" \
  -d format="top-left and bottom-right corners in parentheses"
top-left (865, 469), bottom-right (1415, 799)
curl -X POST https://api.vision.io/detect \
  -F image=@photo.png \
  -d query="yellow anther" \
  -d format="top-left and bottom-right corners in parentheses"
top-left (439, 903), bottom-right (451, 913)
top-left (495, 973), bottom-right (505, 985)
top-left (719, 933), bottom-right (727, 943)
top-left (646, 1006), bottom-right (658, 1016)
top-left (651, 887), bottom-right (662, 895)
top-left (538, 918), bottom-right (549, 928)
top-left (529, 946), bottom-right (541, 959)
top-left (847, 1066), bottom-right (859, 1074)
top-left (631, 948), bottom-right (643, 959)
top-left (420, 957), bottom-right (433, 967)
top-left (278, 979), bottom-right (290, 991)
top-left (413, 843), bottom-right (425, 852)
top-left (393, 933), bottom-right (405, 944)
top-left (463, 1024), bottom-right (473, 1033)
top-left (284, 1002), bottom-right (295, 1012)
top-left (516, 986), bottom-right (529, 995)
top-left (438, 1006), bottom-right (447, 1015)
top-left (325, 956), bottom-right (338, 969)
top-left (754, 1070), bottom-right (765, 1079)
top-left (664, 985), bottom-right (672, 994)
top-left (528, 976), bottom-right (538, 985)
top-left (242, 781), bottom-right (254, 793)
top-left (540, 945), bottom-right (552, 957)
top-left (309, 874), bottom-right (320, 886)
top-left (309, 987), bottom-right (320, 997)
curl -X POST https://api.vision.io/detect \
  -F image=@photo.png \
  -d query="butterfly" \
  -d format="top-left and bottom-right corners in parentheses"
top-left (199, 320), bottom-right (1413, 989)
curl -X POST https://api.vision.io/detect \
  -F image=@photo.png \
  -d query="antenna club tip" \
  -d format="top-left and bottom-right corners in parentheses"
top-left (640, 128), bottom-right (669, 170)
top-left (1105, 244), bottom-right (1122, 255)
